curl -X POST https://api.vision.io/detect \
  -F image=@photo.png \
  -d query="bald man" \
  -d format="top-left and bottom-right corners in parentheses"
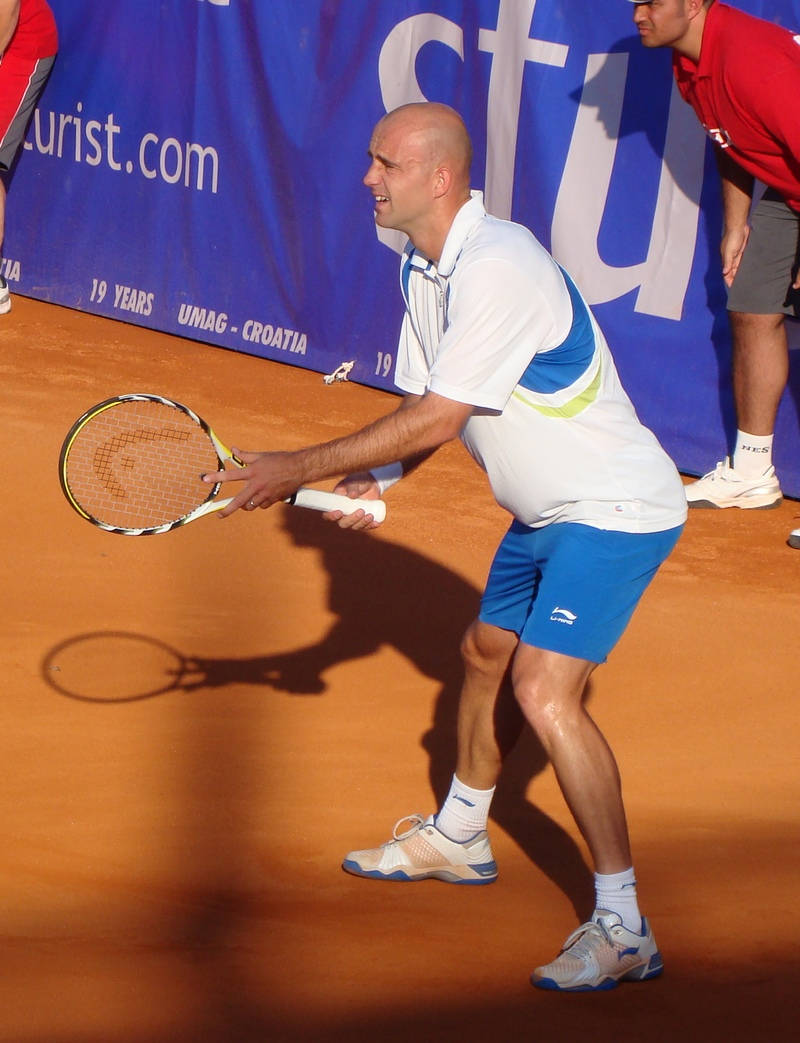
top-left (207, 103), bottom-right (687, 991)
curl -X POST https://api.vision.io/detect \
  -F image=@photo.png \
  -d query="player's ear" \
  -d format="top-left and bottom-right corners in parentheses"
top-left (432, 165), bottom-right (452, 199)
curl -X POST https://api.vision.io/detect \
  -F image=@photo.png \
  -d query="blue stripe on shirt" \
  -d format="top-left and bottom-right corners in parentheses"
top-left (517, 268), bottom-right (596, 395)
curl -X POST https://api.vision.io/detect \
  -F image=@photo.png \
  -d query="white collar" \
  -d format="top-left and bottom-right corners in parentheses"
top-left (437, 190), bottom-right (486, 277)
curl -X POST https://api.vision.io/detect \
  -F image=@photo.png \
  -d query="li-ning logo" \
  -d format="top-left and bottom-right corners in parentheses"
top-left (550, 607), bottom-right (577, 626)
top-left (197, 0), bottom-right (230, 7)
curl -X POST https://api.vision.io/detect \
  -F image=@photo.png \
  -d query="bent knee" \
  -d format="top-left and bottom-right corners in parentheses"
top-left (512, 674), bottom-right (556, 730)
top-left (511, 649), bottom-right (594, 734)
top-left (461, 620), bottom-right (517, 675)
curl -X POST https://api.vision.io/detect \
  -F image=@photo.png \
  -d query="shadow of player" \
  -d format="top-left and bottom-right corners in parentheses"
top-left (237, 506), bottom-right (594, 919)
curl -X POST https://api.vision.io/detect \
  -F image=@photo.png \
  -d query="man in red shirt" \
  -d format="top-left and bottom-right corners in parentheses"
top-left (0, 0), bottom-right (57, 314)
top-left (630, 0), bottom-right (800, 547)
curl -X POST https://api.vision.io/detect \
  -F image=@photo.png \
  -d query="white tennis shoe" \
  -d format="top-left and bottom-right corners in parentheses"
top-left (0, 277), bottom-right (10, 315)
top-left (684, 457), bottom-right (781, 509)
top-left (342, 813), bottom-right (497, 884)
top-left (531, 910), bottom-right (663, 992)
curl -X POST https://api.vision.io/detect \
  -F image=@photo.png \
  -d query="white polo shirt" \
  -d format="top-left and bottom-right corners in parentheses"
top-left (394, 192), bottom-right (687, 533)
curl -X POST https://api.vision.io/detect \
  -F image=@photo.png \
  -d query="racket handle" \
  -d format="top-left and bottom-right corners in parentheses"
top-left (289, 487), bottom-right (387, 523)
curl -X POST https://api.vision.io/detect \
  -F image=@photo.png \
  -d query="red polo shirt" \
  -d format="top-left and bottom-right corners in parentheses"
top-left (673, 2), bottom-right (800, 212)
top-left (5, 0), bottom-right (58, 59)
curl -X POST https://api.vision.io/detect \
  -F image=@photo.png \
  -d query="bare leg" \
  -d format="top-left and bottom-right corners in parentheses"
top-left (511, 644), bottom-right (631, 874)
top-left (730, 310), bottom-right (788, 435)
top-left (454, 620), bottom-right (523, 790)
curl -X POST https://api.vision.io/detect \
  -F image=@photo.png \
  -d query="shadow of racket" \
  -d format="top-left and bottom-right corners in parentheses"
top-left (42, 629), bottom-right (345, 704)
top-left (41, 631), bottom-right (194, 703)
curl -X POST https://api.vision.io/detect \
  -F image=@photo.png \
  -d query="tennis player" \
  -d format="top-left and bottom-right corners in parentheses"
top-left (0, 0), bottom-right (57, 314)
top-left (209, 103), bottom-right (687, 992)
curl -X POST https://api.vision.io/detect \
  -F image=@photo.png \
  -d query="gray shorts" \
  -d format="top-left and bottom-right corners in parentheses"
top-left (0, 54), bottom-right (55, 171)
top-left (726, 189), bottom-right (800, 317)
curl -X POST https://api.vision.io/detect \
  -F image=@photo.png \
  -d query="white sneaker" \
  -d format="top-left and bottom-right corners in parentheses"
top-left (342, 813), bottom-right (497, 884)
top-left (685, 457), bottom-right (781, 509)
top-left (788, 529), bottom-right (800, 550)
top-left (0, 277), bottom-right (10, 315)
top-left (531, 910), bottom-right (663, 992)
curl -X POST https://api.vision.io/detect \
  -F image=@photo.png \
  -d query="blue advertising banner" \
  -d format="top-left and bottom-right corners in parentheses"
top-left (5, 1), bottom-right (800, 491)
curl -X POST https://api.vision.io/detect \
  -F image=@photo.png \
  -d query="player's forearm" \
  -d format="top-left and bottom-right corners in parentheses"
top-left (390, 394), bottom-right (433, 477)
top-left (715, 147), bottom-right (754, 232)
top-left (0, 0), bottom-right (20, 53)
top-left (290, 392), bottom-right (470, 486)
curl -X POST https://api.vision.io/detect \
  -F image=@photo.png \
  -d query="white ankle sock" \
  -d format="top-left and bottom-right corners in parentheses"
top-left (733, 430), bottom-right (773, 476)
top-left (594, 867), bottom-right (642, 934)
top-left (434, 774), bottom-right (495, 842)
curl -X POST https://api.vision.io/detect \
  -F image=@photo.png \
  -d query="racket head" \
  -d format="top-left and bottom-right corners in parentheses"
top-left (59, 393), bottom-right (233, 535)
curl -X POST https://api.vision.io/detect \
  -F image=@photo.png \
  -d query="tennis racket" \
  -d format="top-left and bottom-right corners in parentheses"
top-left (59, 393), bottom-right (387, 535)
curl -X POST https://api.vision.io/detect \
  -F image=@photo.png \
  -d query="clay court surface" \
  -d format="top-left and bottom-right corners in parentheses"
top-left (2, 297), bottom-right (798, 1041)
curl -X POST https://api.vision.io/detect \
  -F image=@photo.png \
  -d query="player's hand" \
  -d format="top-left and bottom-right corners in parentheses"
top-left (203, 449), bottom-right (303, 517)
top-left (720, 224), bottom-right (750, 288)
top-left (323, 472), bottom-right (383, 530)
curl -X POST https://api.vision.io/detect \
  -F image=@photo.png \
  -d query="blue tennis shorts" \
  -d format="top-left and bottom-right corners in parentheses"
top-left (479, 520), bottom-right (684, 664)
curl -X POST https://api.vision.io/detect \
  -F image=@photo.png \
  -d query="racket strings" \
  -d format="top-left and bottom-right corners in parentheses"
top-left (93, 426), bottom-right (195, 500)
top-left (64, 401), bottom-right (221, 529)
